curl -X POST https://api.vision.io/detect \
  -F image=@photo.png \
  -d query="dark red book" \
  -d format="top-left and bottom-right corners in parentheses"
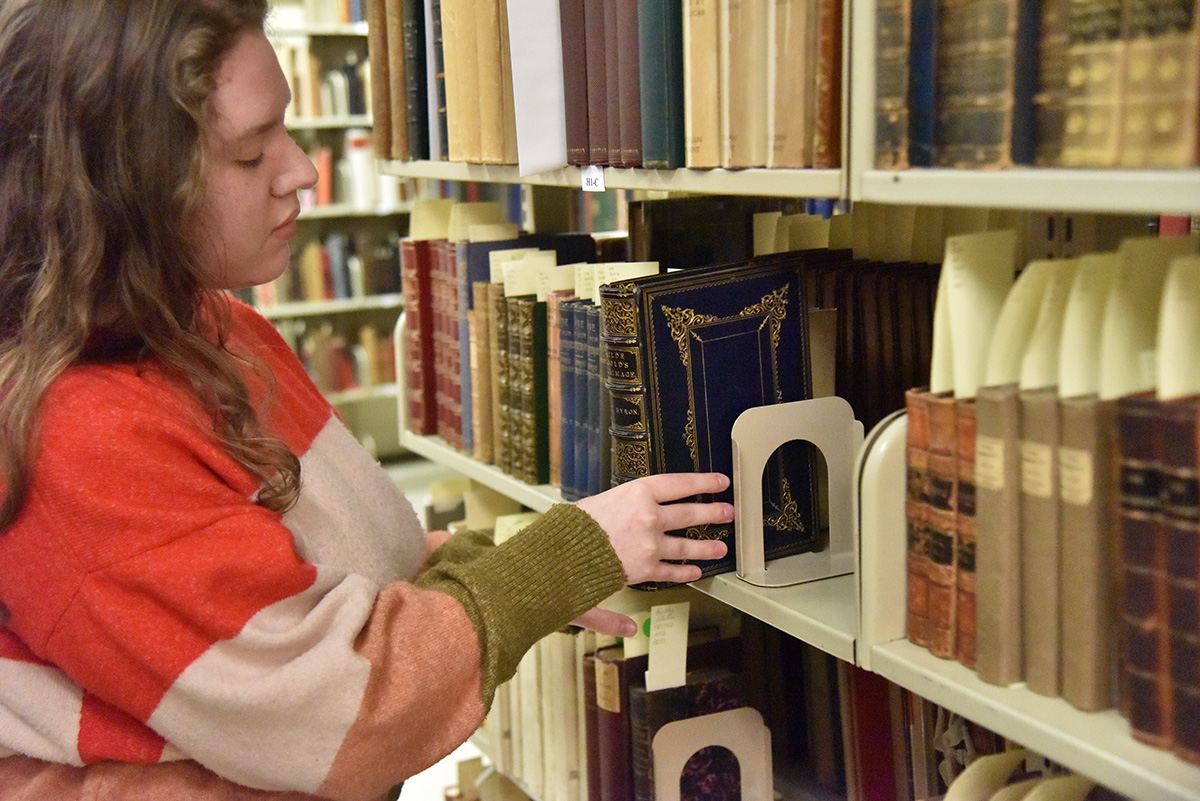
top-left (400, 238), bottom-right (436, 435)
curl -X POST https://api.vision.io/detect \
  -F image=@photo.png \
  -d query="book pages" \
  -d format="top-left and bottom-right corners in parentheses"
top-left (1018, 258), bottom-right (1077, 390)
top-left (1057, 253), bottom-right (1120, 397)
top-left (983, 259), bottom-right (1057, 388)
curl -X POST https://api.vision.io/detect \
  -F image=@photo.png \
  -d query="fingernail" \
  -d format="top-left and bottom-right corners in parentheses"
top-left (621, 621), bottom-right (637, 637)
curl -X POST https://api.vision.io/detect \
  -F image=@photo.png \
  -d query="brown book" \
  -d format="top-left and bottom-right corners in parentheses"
top-left (1058, 394), bottom-right (1119, 712)
top-left (614, 0), bottom-right (642, 167)
top-left (905, 387), bottom-right (958, 658)
top-left (771, 0), bottom-right (815, 168)
top-left (873, 0), bottom-right (910, 169)
top-left (384, 0), bottom-right (410, 160)
top-left (474, 0), bottom-right (508, 164)
top-left (1116, 0), bottom-right (1200, 168)
top-left (593, 646), bottom-right (649, 801)
top-left (683, 0), bottom-right (722, 168)
top-left (440, 0), bottom-right (481, 161)
top-left (1153, 395), bottom-right (1200, 763)
top-left (954, 398), bottom-right (978, 668)
top-left (584, 0), bottom-right (610, 164)
top-left (560, 0), bottom-right (591, 165)
top-left (433, 240), bottom-right (463, 450)
top-left (400, 239), bottom-right (437, 435)
top-left (489, 282), bottom-right (510, 472)
top-left (1018, 385), bottom-right (1063, 697)
top-left (547, 289), bottom-right (577, 488)
top-left (1033, 0), bottom-right (1071, 165)
top-left (604, 0), bottom-right (623, 166)
top-left (365, 0), bottom-right (394, 160)
top-left (974, 382), bottom-right (1024, 687)
top-left (1115, 390), bottom-right (1172, 749)
top-left (810, 0), bottom-right (843, 168)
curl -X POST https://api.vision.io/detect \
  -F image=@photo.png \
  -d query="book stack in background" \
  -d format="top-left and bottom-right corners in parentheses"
top-left (902, 219), bottom-right (1200, 765)
top-left (874, 0), bottom-right (1200, 169)
top-left (256, 231), bottom-right (405, 307)
top-left (363, 0), bottom-right (843, 169)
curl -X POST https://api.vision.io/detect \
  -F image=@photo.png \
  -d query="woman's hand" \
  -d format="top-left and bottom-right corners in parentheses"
top-left (575, 472), bottom-right (733, 587)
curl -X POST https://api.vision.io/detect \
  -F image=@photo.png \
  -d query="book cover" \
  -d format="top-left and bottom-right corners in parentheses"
top-left (954, 397), bottom-right (978, 668)
top-left (440, 0), bottom-right (481, 162)
top-left (1033, 0), bottom-right (1070, 164)
top-left (616, 0), bottom-right (643, 167)
top-left (601, 257), bottom-right (821, 582)
top-left (428, 0), bottom-right (450, 158)
top-left (811, 0), bottom-right (843, 168)
top-left (904, 386), bottom-right (936, 653)
top-left (384, 0), bottom-right (410, 159)
top-left (559, 299), bottom-right (585, 502)
top-left (400, 238), bottom-right (437, 435)
top-left (470, 281), bottom-right (495, 464)
top-left (474, 0), bottom-right (509, 164)
top-left (875, 0), bottom-right (913, 168)
top-left (594, 646), bottom-right (649, 801)
top-left (586, 302), bottom-right (608, 496)
top-left (721, 0), bottom-right (769, 168)
top-left (908, 0), bottom-right (937, 165)
top-left (571, 301), bottom-right (596, 502)
top-left (547, 289), bottom-right (576, 489)
top-left (561, 0), bottom-right (591, 165)
top-left (915, 389), bottom-right (958, 658)
top-left (1059, 0), bottom-right (1125, 166)
top-left (770, 0), bottom-right (815, 168)
top-left (639, 0), bottom-right (686, 168)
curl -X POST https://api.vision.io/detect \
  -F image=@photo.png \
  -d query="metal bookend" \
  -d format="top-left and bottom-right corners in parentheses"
top-left (731, 396), bottom-right (863, 587)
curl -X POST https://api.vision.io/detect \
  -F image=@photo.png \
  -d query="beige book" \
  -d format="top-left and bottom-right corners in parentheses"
top-left (1056, 252), bottom-right (1121, 712)
top-left (944, 229), bottom-right (1018, 399)
top-left (768, 0), bottom-right (810, 167)
top-left (440, 0), bottom-right (481, 162)
top-left (683, 0), bottom-right (722, 168)
top-left (1156, 254), bottom-right (1200, 400)
top-left (474, 0), bottom-right (507, 164)
top-left (364, 0), bottom-right (392, 159)
top-left (721, 0), bottom-right (769, 167)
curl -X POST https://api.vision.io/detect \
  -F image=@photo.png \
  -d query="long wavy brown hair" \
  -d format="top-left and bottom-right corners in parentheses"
top-left (0, 0), bottom-right (301, 529)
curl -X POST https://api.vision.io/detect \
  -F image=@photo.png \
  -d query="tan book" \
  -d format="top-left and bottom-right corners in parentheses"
top-left (974, 382), bottom-right (1023, 687)
top-left (720, 0), bottom-right (769, 168)
top-left (470, 282), bottom-right (495, 464)
top-left (683, 0), bottom-right (722, 168)
top-left (440, 0), bottom-right (481, 162)
top-left (473, 0), bottom-right (507, 164)
top-left (768, 0), bottom-right (812, 168)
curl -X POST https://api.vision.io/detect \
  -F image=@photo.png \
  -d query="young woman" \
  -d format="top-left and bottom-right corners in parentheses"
top-left (0, 1), bottom-right (733, 798)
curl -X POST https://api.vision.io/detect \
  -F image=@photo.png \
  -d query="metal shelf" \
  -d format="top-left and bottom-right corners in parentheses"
top-left (260, 293), bottom-right (403, 320)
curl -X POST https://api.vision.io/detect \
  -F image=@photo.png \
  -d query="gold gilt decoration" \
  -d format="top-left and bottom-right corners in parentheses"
top-left (604, 295), bottom-right (639, 338)
top-left (615, 439), bottom-right (650, 477)
top-left (661, 284), bottom-right (806, 532)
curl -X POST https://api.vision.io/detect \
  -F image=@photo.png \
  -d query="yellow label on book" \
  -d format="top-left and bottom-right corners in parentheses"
top-left (1020, 441), bottom-right (1054, 499)
top-left (975, 435), bottom-right (1006, 491)
top-left (594, 659), bottom-right (620, 714)
top-left (1059, 447), bottom-right (1093, 506)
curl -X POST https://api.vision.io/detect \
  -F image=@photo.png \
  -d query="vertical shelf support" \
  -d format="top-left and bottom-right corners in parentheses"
top-left (731, 396), bottom-right (863, 587)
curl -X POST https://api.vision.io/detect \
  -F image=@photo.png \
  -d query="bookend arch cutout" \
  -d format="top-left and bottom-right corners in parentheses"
top-left (652, 707), bottom-right (773, 801)
top-left (731, 396), bottom-right (862, 587)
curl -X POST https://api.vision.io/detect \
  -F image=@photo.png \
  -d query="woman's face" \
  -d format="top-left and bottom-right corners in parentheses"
top-left (188, 31), bottom-right (318, 289)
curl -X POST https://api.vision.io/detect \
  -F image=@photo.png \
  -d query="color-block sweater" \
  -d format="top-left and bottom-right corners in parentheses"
top-left (0, 299), bottom-right (625, 801)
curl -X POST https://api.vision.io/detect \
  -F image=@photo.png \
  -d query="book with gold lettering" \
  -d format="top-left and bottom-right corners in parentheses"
top-left (600, 256), bottom-right (821, 583)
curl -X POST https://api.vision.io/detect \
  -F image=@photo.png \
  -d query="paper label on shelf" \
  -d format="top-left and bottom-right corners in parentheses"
top-left (581, 165), bottom-right (605, 193)
top-left (975, 435), bottom-right (1006, 491)
top-left (644, 601), bottom-right (690, 692)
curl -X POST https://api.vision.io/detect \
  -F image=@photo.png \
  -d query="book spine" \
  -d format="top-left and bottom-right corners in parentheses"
top-left (639, 0), bottom-right (686, 168)
top-left (430, 0), bottom-right (450, 158)
top-left (548, 293), bottom-right (566, 488)
top-left (1059, 0), bottom-right (1124, 166)
top-left (560, 0), bottom-right (591, 165)
top-left (470, 282), bottom-right (495, 463)
top-left (904, 387), bottom-right (934, 652)
top-left (584, 0), bottom-right (611, 164)
top-left (875, 0), bottom-right (912, 169)
top-left (601, 282), bottom-right (652, 485)
top-left (1033, 0), bottom-right (1070, 164)
top-left (525, 299), bottom-right (550, 484)
top-left (810, 0), bottom-right (842, 168)
top-left (605, 0), bottom-right (623, 166)
top-left (616, 0), bottom-right (643, 167)
top-left (507, 296), bottom-right (526, 479)
top-left (1116, 392), bottom-right (1172, 748)
top-left (586, 303), bottom-right (606, 496)
top-left (1058, 394), bottom-right (1118, 712)
top-left (1019, 387), bottom-right (1063, 697)
top-left (400, 239), bottom-right (436, 435)
top-left (954, 397), bottom-right (978, 669)
top-left (492, 285), bottom-right (512, 474)
top-left (907, 0), bottom-right (937, 165)
top-left (365, 0), bottom-right (393, 159)
top-left (384, 0), bottom-right (410, 160)
top-left (1155, 397), bottom-right (1200, 762)
top-left (559, 302), bottom-right (578, 495)
top-left (683, 0), bottom-right (721, 168)
top-left (571, 303), bottom-right (594, 502)
top-left (402, 0), bottom-right (429, 160)
top-left (924, 391), bottom-right (959, 659)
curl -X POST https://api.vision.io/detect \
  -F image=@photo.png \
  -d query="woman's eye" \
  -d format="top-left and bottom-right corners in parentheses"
top-left (237, 154), bottom-right (265, 169)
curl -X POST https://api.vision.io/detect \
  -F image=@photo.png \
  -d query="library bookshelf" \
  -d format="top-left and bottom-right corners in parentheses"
top-left (371, 0), bottom-right (1200, 796)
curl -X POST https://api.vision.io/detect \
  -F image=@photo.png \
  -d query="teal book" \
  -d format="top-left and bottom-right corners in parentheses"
top-left (638, 0), bottom-right (685, 167)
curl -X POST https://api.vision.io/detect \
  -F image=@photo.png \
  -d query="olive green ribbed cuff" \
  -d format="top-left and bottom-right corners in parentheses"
top-left (414, 503), bottom-right (625, 708)
top-left (427, 527), bottom-right (495, 566)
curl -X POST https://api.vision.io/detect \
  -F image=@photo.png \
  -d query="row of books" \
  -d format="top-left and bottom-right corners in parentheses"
top-left (302, 136), bottom-right (413, 215)
top-left (273, 39), bottom-right (370, 123)
top-left (903, 227), bottom-right (1200, 767)
top-left (257, 231), bottom-right (403, 306)
top-left (275, 320), bottom-right (398, 394)
top-left (874, 0), bottom-right (1200, 170)
top-left (364, 0), bottom-right (843, 170)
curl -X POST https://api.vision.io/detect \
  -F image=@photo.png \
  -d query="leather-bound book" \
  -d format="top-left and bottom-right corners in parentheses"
top-left (907, 0), bottom-right (937, 165)
top-left (384, 0), bottom-right (410, 160)
top-left (432, 239), bottom-right (463, 450)
top-left (547, 289), bottom-right (577, 489)
top-left (490, 282), bottom-right (512, 473)
top-left (1059, 0), bottom-right (1125, 166)
top-left (559, 299), bottom-right (587, 502)
top-left (616, 0), bottom-right (643, 167)
top-left (810, 0), bottom-right (843, 168)
top-left (1115, 391), bottom-right (1172, 749)
top-left (429, 0), bottom-right (450, 159)
top-left (470, 282), bottom-right (495, 463)
top-left (605, 0), bottom-right (623, 166)
top-left (510, 294), bottom-right (550, 485)
top-left (923, 389), bottom-right (959, 659)
top-left (401, 0), bottom-right (429, 160)
top-left (1033, 0), bottom-right (1070, 165)
top-left (874, 0), bottom-right (912, 169)
top-left (639, 0), bottom-right (686, 168)
top-left (934, 0), bottom-right (1040, 168)
top-left (365, 0), bottom-right (393, 160)
top-left (594, 646), bottom-right (648, 801)
top-left (400, 239), bottom-right (437, 435)
top-left (600, 257), bottom-right (820, 583)
top-left (560, 0), bottom-right (591, 165)
top-left (954, 397), bottom-right (978, 668)
top-left (905, 387), bottom-right (935, 653)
